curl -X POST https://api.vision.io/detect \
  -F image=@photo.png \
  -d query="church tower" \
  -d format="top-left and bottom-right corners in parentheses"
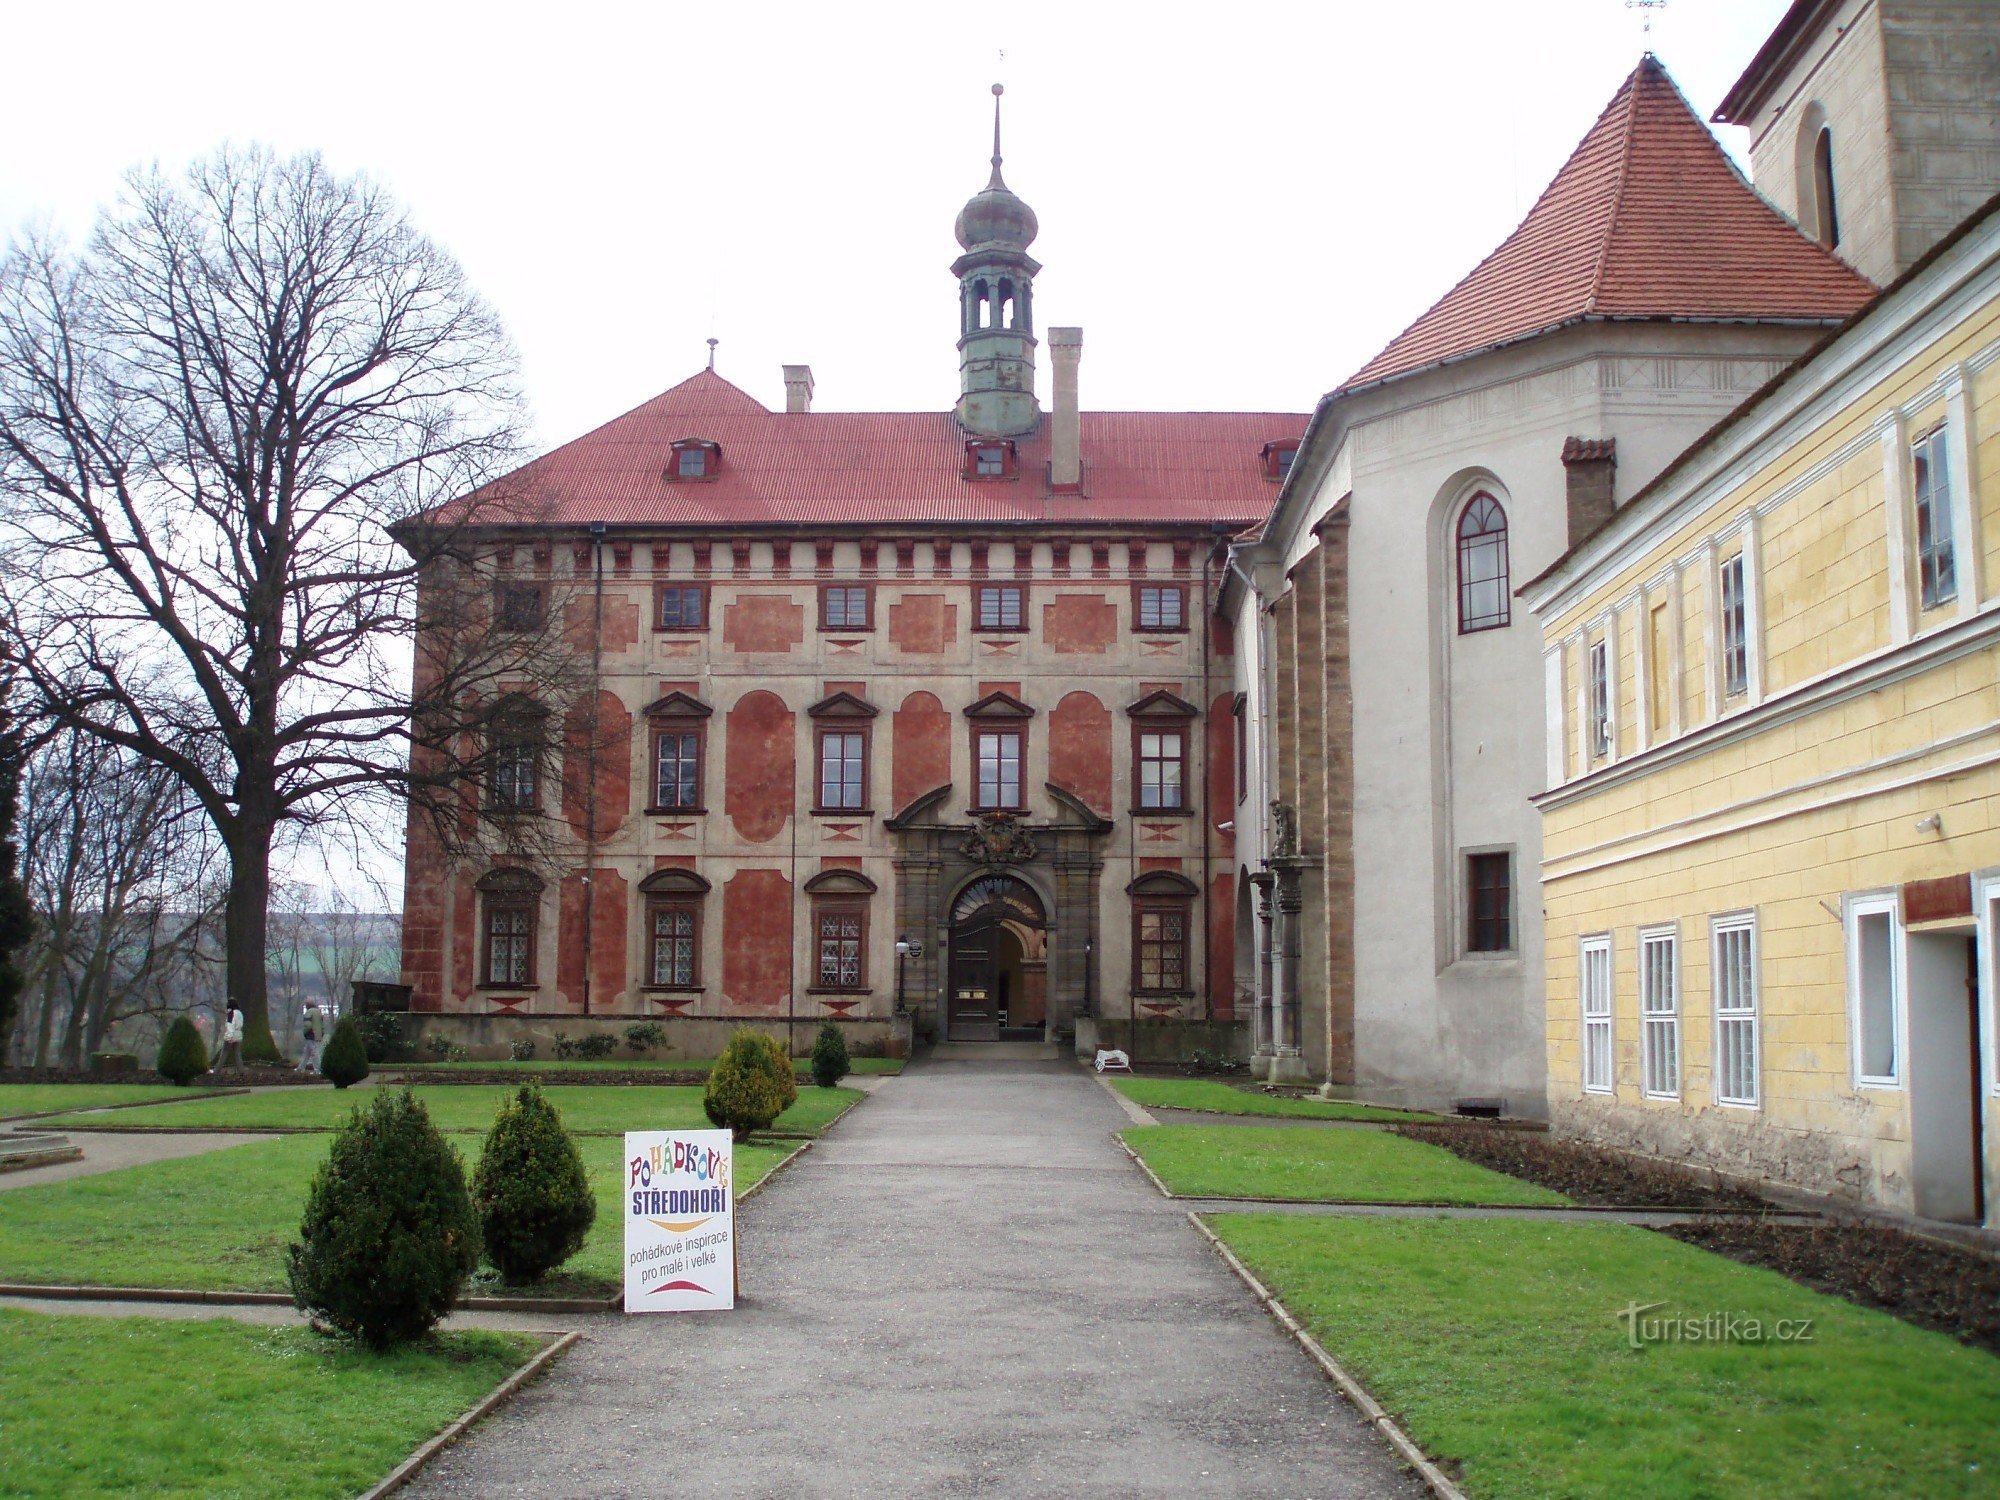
top-left (953, 85), bottom-right (1041, 437)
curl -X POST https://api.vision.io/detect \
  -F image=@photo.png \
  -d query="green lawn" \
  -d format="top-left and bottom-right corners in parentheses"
top-left (0, 1084), bottom-right (231, 1119)
top-left (1122, 1124), bottom-right (1566, 1205)
top-left (1112, 1077), bottom-right (1433, 1122)
top-left (1209, 1214), bottom-right (2000, 1499)
top-left (0, 1307), bottom-right (539, 1500)
top-left (42, 1082), bottom-right (862, 1137)
top-left (0, 1133), bottom-right (793, 1297)
top-left (393, 1056), bottom-right (904, 1075)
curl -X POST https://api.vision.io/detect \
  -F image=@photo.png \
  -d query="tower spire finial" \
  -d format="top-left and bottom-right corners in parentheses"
top-left (989, 83), bottom-right (1006, 188)
top-left (706, 336), bottom-right (718, 371)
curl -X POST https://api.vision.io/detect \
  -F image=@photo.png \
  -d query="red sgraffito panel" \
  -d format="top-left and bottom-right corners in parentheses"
top-left (1211, 614), bottom-right (1235, 658)
top-left (726, 690), bottom-right (796, 843)
top-left (557, 867), bottom-right (630, 1012)
top-left (448, 876), bottom-right (476, 1008)
top-left (1208, 872), bottom-right (1235, 1020)
top-left (722, 594), bottom-right (806, 654)
top-left (1042, 594), bottom-right (1119, 654)
top-left (723, 869), bottom-right (793, 1013)
top-left (892, 691), bottom-right (952, 813)
top-left (561, 690), bottom-right (633, 844)
top-left (564, 592), bottom-right (642, 655)
top-left (1208, 693), bottom-right (1236, 849)
top-left (887, 594), bottom-right (957, 654)
top-left (1047, 690), bottom-right (1112, 816)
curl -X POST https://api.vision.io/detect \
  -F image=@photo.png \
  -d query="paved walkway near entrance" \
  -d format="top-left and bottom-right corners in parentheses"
top-left (404, 1059), bottom-right (1425, 1499)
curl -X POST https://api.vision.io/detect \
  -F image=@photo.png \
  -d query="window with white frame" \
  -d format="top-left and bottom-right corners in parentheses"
top-left (1713, 914), bottom-right (1759, 1106)
top-left (1912, 425), bottom-right (1956, 610)
top-left (1719, 553), bottom-right (1748, 698)
top-left (1588, 638), bottom-right (1611, 760)
top-left (1848, 896), bottom-right (1901, 1085)
top-left (1581, 935), bottom-right (1613, 1094)
top-left (1639, 926), bottom-right (1680, 1099)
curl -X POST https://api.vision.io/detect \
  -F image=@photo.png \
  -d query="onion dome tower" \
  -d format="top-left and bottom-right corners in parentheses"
top-left (952, 85), bottom-right (1041, 437)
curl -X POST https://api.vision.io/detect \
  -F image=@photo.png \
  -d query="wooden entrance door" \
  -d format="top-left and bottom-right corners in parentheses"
top-left (948, 909), bottom-right (1002, 1041)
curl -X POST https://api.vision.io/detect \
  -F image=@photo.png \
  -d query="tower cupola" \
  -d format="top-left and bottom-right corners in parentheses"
top-left (952, 85), bottom-right (1041, 438)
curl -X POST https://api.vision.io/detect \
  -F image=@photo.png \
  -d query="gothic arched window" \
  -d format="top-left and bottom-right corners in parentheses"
top-left (1456, 492), bottom-right (1510, 633)
top-left (1811, 127), bottom-right (1839, 248)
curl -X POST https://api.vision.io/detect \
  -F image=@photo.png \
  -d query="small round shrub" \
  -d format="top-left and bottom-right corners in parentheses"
top-left (575, 1033), bottom-right (618, 1061)
top-left (287, 1090), bottom-right (479, 1348)
top-left (703, 1029), bottom-right (798, 1140)
top-left (155, 1016), bottom-right (209, 1085)
top-left (809, 1021), bottom-right (850, 1088)
top-left (423, 1032), bottom-right (456, 1059)
top-left (321, 1017), bottom-right (370, 1089)
top-left (623, 1021), bottom-right (667, 1055)
top-left (473, 1086), bottom-right (596, 1283)
top-left (509, 1037), bottom-right (537, 1062)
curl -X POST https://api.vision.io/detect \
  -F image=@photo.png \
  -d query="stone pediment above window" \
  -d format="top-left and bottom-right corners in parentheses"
top-left (964, 690), bottom-right (1035, 720)
top-left (1126, 870), bottom-right (1200, 897)
top-left (637, 868), bottom-right (712, 896)
top-left (486, 691), bottom-right (550, 724)
top-left (476, 866), bottom-right (546, 896)
top-left (806, 690), bottom-right (879, 719)
top-left (802, 868), bottom-right (878, 896)
top-left (1126, 689), bottom-right (1199, 719)
top-left (641, 690), bottom-right (713, 719)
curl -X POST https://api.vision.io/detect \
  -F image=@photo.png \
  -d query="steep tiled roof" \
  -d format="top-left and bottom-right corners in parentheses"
top-left (1339, 54), bottom-right (1875, 394)
top-left (479, 370), bottom-right (1303, 528)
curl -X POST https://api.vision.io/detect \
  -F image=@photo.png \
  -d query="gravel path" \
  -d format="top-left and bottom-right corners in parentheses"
top-left (0, 1130), bottom-right (276, 1190)
top-left (402, 1058), bottom-right (1424, 1499)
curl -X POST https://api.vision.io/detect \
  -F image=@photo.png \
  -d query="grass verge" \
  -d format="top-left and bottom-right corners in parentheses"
top-left (41, 1082), bottom-right (861, 1137)
top-left (1112, 1077), bottom-right (1433, 1122)
top-left (0, 1133), bottom-right (793, 1297)
top-left (0, 1084), bottom-right (227, 1119)
top-left (391, 1056), bottom-right (903, 1075)
top-left (1122, 1124), bottom-right (1566, 1205)
top-left (1208, 1213), bottom-right (2000, 1499)
top-left (0, 1306), bottom-right (539, 1500)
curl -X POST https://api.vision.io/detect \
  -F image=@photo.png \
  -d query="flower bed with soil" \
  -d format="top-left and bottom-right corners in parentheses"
top-left (1394, 1121), bottom-right (1770, 1209)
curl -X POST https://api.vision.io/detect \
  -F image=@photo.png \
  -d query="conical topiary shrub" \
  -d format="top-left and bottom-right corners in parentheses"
top-left (703, 1028), bottom-right (798, 1140)
top-left (809, 1020), bottom-right (850, 1088)
top-left (473, 1086), bottom-right (596, 1283)
top-left (287, 1090), bottom-right (479, 1348)
top-left (320, 1016), bottom-right (369, 1089)
top-left (155, 1015), bottom-right (209, 1086)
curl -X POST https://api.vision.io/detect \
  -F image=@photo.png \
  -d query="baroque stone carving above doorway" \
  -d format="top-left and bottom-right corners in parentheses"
top-left (960, 811), bottom-right (1038, 867)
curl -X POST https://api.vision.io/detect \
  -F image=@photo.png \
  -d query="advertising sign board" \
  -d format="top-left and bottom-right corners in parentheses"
top-left (623, 1129), bottom-right (734, 1312)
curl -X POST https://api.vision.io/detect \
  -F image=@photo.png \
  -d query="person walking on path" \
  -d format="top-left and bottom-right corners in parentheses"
top-left (297, 1011), bottom-right (321, 1074)
top-left (220, 1004), bottom-right (245, 1069)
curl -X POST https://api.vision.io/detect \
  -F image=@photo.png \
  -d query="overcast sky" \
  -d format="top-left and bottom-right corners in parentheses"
top-left (5, 0), bottom-right (1795, 451)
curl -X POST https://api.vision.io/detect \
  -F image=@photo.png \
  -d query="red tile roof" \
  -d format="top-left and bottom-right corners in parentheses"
top-left (477, 371), bottom-right (1304, 529)
top-left (1338, 54), bottom-right (1875, 394)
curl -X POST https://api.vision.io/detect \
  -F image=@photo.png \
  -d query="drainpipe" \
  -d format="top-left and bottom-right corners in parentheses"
top-left (582, 522), bottom-right (606, 1016)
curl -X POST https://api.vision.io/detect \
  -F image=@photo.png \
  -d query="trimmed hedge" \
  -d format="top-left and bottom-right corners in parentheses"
top-left (321, 1017), bottom-right (370, 1089)
top-left (472, 1086), bottom-right (596, 1283)
top-left (809, 1022), bottom-right (850, 1088)
top-left (703, 1029), bottom-right (798, 1140)
top-left (155, 1017), bottom-right (209, 1086)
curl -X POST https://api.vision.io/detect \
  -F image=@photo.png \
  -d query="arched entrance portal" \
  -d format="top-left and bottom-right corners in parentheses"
top-left (947, 874), bottom-right (1049, 1041)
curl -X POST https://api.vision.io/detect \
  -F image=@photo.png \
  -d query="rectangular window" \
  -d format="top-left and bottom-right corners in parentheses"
top-left (1138, 730), bottom-right (1185, 809)
top-left (1136, 905), bottom-right (1190, 993)
top-left (495, 583), bottom-right (545, 633)
top-left (1848, 897), bottom-right (1900, 1085)
top-left (1720, 553), bottom-right (1748, 698)
top-left (821, 585), bottom-right (872, 630)
top-left (1912, 425), bottom-right (1956, 610)
top-left (1713, 914), bottom-right (1760, 1105)
top-left (1466, 852), bottom-right (1511, 953)
top-left (1639, 926), bottom-right (1680, 1099)
top-left (974, 445), bottom-right (1007, 476)
top-left (657, 585), bottom-right (706, 631)
top-left (816, 907), bottom-right (865, 989)
top-left (653, 731), bottom-right (703, 810)
top-left (1588, 638), bottom-right (1611, 759)
top-left (1581, 934), bottom-right (1613, 1094)
top-left (485, 903), bottom-right (534, 987)
top-left (675, 445), bottom-right (709, 478)
top-left (1136, 585), bottom-right (1186, 631)
top-left (818, 730), bottom-right (867, 810)
top-left (977, 585), bottom-right (1025, 630)
top-left (1233, 695), bottom-right (1248, 806)
top-left (976, 730), bottom-right (1023, 809)
top-left (489, 735), bottom-right (538, 811)
top-left (648, 904), bottom-right (699, 988)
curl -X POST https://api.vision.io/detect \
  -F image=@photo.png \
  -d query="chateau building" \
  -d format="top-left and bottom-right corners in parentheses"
top-left (398, 96), bottom-right (1304, 1056)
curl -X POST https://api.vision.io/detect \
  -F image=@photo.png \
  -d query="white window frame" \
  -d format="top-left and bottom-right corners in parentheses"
top-left (1588, 637), bottom-right (1612, 761)
top-left (1910, 422), bottom-right (1956, 613)
top-left (1639, 924), bottom-right (1680, 1100)
top-left (1710, 912), bottom-right (1760, 1108)
top-left (1845, 892), bottom-right (1903, 1089)
top-left (1719, 551), bottom-right (1749, 699)
top-left (1581, 933), bottom-right (1614, 1095)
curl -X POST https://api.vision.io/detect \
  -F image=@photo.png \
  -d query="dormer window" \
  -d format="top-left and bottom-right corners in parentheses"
top-left (1262, 440), bottom-right (1302, 481)
top-left (668, 439), bottom-right (721, 480)
top-left (966, 440), bottom-right (1017, 480)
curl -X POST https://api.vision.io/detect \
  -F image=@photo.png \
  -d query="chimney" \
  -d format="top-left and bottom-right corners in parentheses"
top-left (783, 364), bottom-right (815, 414)
top-left (1050, 327), bottom-right (1083, 490)
top-left (1562, 437), bottom-right (1616, 546)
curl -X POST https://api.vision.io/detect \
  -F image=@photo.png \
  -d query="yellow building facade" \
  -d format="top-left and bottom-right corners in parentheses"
top-left (1522, 201), bottom-right (2000, 1227)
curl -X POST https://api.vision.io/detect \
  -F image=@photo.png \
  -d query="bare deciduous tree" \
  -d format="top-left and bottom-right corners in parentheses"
top-left (0, 145), bottom-right (578, 1059)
